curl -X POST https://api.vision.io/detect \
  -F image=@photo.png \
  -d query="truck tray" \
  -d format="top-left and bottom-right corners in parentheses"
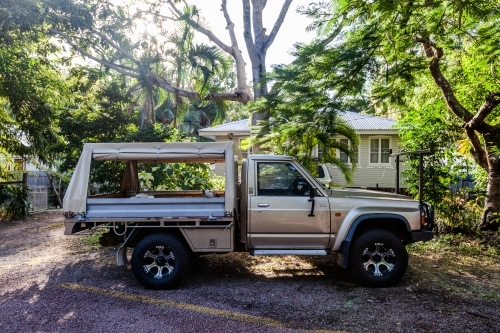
top-left (86, 197), bottom-right (226, 219)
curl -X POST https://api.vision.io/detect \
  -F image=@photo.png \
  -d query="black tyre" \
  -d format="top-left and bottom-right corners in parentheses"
top-left (348, 229), bottom-right (408, 287)
top-left (131, 233), bottom-right (191, 289)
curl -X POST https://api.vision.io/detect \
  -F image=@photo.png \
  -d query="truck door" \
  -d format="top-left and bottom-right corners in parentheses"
top-left (248, 161), bottom-right (331, 249)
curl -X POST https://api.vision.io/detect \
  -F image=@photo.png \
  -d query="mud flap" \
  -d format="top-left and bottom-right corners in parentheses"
top-left (116, 228), bottom-right (139, 266)
top-left (337, 240), bottom-right (351, 268)
top-left (116, 245), bottom-right (128, 266)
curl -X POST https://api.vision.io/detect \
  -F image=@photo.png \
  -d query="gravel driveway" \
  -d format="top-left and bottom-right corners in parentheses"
top-left (0, 212), bottom-right (499, 333)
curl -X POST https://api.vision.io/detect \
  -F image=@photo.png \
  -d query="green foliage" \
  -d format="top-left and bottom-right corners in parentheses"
top-left (161, 9), bottom-right (234, 130)
top-left (138, 163), bottom-right (222, 191)
top-left (209, 174), bottom-right (226, 190)
top-left (409, 233), bottom-right (500, 258)
top-left (87, 161), bottom-right (125, 195)
top-left (179, 100), bottom-right (230, 136)
top-left (0, 185), bottom-right (30, 221)
top-left (435, 193), bottom-right (484, 235)
top-left (0, 0), bottom-right (70, 163)
top-left (396, 81), bottom-right (485, 234)
top-left (0, 184), bottom-right (12, 205)
top-left (225, 102), bottom-right (251, 122)
top-left (43, 0), bottom-right (236, 132)
top-left (58, 71), bottom-right (177, 195)
top-left (292, 1), bottom-right (500, 114)
top-left (246, 48), bottom-right (359, 182)
top-left (0, 151), bottom-right (15, 181)
top-left (0, 37), bottom-right (65, 164)
top-left (292, 0), bottom-right (500, 231)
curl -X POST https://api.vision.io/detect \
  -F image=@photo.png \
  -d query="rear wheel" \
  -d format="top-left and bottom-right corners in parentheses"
top-left (131, 233), bottom-right (190, 289)
top-left (348, 229), bottom-right (408, 287)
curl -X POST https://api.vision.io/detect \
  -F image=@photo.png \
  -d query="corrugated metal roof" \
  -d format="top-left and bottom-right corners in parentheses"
top-left (200, 111), bottom-right (395, 132)
top-left (199, 119), bottom-right (250, 132)
top-left (338, 111), bottom-right (396, 130)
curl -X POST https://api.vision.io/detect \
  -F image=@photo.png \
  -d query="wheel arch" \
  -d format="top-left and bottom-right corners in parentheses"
top-left (337, 214), bottom-right (412, 268)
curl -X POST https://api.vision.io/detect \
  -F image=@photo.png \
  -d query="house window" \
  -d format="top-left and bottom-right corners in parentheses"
top-left (370, 138), bottom-right (390, 164)
top-left (338, 139), bottom-right (358, 163)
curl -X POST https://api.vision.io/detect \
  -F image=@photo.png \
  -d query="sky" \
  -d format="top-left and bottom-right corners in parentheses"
top-left (187, 0), bottom-right (316, 81)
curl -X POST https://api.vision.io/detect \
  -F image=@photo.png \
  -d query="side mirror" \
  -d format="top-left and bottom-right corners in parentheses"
top-left (310, 187), bottom-right (317, 199)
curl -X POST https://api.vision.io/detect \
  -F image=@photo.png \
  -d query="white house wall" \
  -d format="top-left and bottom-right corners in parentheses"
top-left (211, 136), bottom-right (241, 178)
top-left (327, 134), bottom-right (407, 189)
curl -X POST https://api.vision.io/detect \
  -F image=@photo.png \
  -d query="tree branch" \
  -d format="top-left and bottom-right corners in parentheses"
top-left (318, 13), bottom-right (346, 49)
top-left (263, 0), bottom-right (293, 52)
top-left (221, 0), bottom-right (239, 49)
top-left (464, 124), bottom-right (489, 169)
top-left (415, 37), bottom-right (473, 122)
top-left (166, 0), bottom-right (233, 55)
top-left (136, 9), bottom-right (180, 22)
top-left (203, 90), bottom-right (253, 103)
top-left (49, 28), bottom-right (140, 79)
top-left (415, 37), bottom-right (498, 135)
top-left (150, 70), bottom-right (251, 103)
top-left (148, 71), bottom-right (200, 99)
top-left (242, 0), bottom-right (259, 64)
top-left (90, 28), bottom-right (140, 65)
top-left (470, 92), bottom-right (500, 129)
top-left (251, 0), bottom-right (265, 47)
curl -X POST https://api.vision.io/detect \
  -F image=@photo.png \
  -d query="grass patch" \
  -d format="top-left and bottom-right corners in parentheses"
top-left (81, 228), bottom-right (109, 247)
top-left (407, 234), bottom-right (500, 300)
top-left (38, 222), bottom-right (64, 231)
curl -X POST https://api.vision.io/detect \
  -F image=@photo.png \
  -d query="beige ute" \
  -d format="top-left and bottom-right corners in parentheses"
top-left (64, 141), bottom-right (434, 289)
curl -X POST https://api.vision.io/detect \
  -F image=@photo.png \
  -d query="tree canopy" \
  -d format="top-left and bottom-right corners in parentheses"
top-left (293, 0), bottom-right (500, 229)
top-left (0, 0), bottom-right (66, 163)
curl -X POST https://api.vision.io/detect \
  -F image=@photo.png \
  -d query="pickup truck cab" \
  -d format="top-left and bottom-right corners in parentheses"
top-left (63, 142), bottom-right (434, 289)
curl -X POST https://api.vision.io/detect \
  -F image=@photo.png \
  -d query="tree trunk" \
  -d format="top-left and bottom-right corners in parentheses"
top-left (243, 0), bottom-right (294, 125)
top-left (140, 91), bottom-right (154, 130)
top-left (482, 150), bottom-right (500, 230)
top-left (251, 52), bottom-right (269, 125)
top-left (46, 172), bottom-right (63, 208)
top-left (173, 91), bottom-right (180, 129)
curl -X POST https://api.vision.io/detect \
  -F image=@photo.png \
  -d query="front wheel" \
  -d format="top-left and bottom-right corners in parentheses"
top-left (131, 233), bottom-right (191, 289)
top-left (348, 229), bottom-right (408, 287)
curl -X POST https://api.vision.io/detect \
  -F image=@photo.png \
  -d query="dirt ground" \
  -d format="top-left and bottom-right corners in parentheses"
top-left (0, 211), bottom-right (499, 333)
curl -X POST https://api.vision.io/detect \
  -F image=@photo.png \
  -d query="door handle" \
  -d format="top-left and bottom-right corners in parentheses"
top-left (258, 203), bottom-right (269, 207)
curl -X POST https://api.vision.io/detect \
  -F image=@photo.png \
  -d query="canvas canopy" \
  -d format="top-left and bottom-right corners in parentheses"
top-left (63, 142), bottom-right (236, 214)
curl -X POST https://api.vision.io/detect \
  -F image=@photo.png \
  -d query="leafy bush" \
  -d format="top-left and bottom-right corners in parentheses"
top-left (397, 103), bottom-right (485, 235)
top-left (1, 185), bottom-right (31, 220)
top-left (0, 184), bottom-right (12, 205)
top-left (138, 163), bottom-right (225, 191)
top-left (434, 193), bottom-right (484, 235)
top-left (210, 174), bottom-right (226, 190)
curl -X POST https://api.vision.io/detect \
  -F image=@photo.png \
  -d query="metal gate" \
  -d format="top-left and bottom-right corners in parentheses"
top-left (29, 186), bottom-right (49, 211)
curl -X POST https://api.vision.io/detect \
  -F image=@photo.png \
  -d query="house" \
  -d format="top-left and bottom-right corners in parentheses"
top-left (198, 111), bottom-right (407, 191)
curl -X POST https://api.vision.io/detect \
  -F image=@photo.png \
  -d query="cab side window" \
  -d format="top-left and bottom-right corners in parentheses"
top-left (257, 162), bottom-right (311, 196)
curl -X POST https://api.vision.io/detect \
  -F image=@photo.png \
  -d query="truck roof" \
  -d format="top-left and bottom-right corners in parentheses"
top-left (247, 154), bottom-right (296, 161)
top-left (79, 141), bottom-right (234, 163)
